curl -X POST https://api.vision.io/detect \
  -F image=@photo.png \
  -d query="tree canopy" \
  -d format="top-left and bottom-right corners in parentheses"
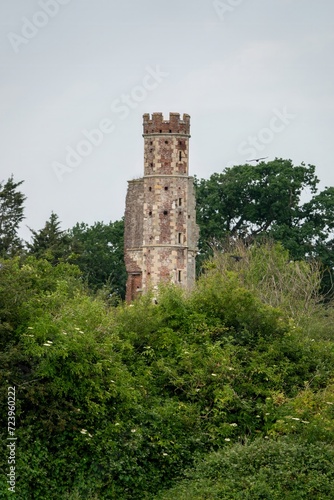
top-left (0, 176), bottom-right (25, 257)
top-left (195, 158), bottom-right (334, 291)
top-left (69, 219), bottom-right (126, 299)
top-left (27, 212), bottom-right (73, 265)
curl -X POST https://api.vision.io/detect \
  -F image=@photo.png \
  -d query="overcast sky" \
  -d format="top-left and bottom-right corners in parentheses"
top-left (1, 0), bottom-right (334, 241)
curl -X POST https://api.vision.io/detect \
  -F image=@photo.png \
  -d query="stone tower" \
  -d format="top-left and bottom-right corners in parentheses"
top-left (124, 112), bottom-right (199, 302)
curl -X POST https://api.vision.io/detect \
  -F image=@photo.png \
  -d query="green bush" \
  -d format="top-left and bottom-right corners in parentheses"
top-left (154, 437), bottom-right (334, 499)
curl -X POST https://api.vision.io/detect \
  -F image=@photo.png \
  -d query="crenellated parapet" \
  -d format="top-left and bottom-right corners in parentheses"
top-left (143, 112), bottom-right (190, 136)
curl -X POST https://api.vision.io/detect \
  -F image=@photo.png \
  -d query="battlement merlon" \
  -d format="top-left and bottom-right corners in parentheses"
top-left (143, 112), bottom-right (190, 136)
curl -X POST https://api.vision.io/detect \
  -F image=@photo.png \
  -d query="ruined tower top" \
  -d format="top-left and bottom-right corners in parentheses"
top-left (143, 112), bottom-right (190, 136)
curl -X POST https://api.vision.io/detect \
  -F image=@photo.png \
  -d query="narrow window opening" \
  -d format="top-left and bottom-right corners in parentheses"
top-left (149, 211), bottom-right (152, 216)
top-left (164, 186), bottom-right (168, 191)
top-left (188, 215), bottom-right (191, 219)
top-left (163, 210), bottom-right (168, 216)
top-left (178, 198), bottom-right (182, 206)
top-left (150, 163), bottom-right (153, 168)
top-left (160, 129), bottom-right (162, 133)
top-left (178, 233), bottom-right (182, 244)
top-left (179, 152), bottom-right (182, 161)
top-left (149, 186), bottom-right (152, 192)
top-left (165, 140), bottom-right (168, 144)
top-left (150, 141), bottom-right (153, 145)
top-left (169, 129), bottom-right (172, 133)
top-left (178, 270), bottom-right (182, 283)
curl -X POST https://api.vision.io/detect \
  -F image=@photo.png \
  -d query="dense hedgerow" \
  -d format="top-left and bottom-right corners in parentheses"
top-left (0, 247), bottom-right (334, 498)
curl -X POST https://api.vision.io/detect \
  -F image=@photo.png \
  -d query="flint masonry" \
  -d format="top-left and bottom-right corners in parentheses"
top-left (124, 112), bottom-right (199, 302)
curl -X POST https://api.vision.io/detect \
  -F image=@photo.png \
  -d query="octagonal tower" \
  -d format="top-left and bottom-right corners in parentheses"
top-left (124, 112), bottom-right (199, 302)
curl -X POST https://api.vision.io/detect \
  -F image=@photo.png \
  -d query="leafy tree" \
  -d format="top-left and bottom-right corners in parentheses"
top-left (0, 175), bottom-right (26, 257)
top-left (27, 212), bottom-right (73, 265)
top-left (194, 159), bottom-right (334, 293)
top-left (69, 219), bottom-right (126, 299)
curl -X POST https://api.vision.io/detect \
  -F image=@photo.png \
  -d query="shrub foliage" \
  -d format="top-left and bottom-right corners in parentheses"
top-left (0, 245), bottom-right (334, 499)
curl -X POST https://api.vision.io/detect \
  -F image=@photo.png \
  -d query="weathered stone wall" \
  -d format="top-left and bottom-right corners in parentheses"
top-left (124, 179), bottom-right (144, 301)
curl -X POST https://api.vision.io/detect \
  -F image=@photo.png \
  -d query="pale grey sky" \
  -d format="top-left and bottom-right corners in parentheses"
top-left (1, 0), bottom-right (333, 241)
